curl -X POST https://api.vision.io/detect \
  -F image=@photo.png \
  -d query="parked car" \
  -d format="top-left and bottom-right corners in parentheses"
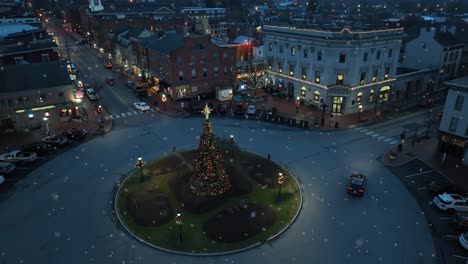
top-left (459, 232), bottom-right (468, 250)
top-left (133, 102), bottom-right (150, 112)
top-left (218, 104), bottom-right (228, 114)
top-left (132, 86), bottom-right (147, 96)
top-left (417, 98), bottom-right (433, 108)
top-left (0, 175), bottom-right (5, 185)
top-left (0, 162), bottom-right (15, 175)
top-left (433, 194), bottom-right (468, 213)
top-left (21, 142), bottom-right (51, 155)
top-left (41, 135), bottom-right (69, 146)
top-left (62, 128), bottom-right (87, 140)
top-left (247, 105), bottom-right (256, 115)
top-left (67, 63), bottom-right (78, 74)
top-left (347, 173), bottom-right (367, 196)
top-left (126, 81), bottom-right (135, 88)
top-left (427, 181), bottom-right (466, 196)
top-left (104, 62), bottom-right (113, 69)
top-left (105, 77), bottom-right (115, 85)
top-left (451, 212), bottom-right (468, 230)
top-left (0, 150), bottom-right (37, 163)
top-left (86, 88), bottom-right (100, 100)
top-left (234, 103), bottom-right (244, 115)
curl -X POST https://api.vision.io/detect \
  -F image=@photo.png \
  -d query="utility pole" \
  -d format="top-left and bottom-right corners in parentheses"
top-left (64, 36), bottom-right (71, 63)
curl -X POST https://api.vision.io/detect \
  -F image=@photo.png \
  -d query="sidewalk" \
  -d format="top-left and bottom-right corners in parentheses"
top-left (381, 135), bottom-right (468, 191)
top-left (0, 101), bottom-right (112, 153)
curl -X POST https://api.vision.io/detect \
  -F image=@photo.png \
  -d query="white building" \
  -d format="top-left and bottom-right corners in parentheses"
top-left (438, 76), bottom-right (468, 165)
top-left (262, 25), bottom-right (404, 114)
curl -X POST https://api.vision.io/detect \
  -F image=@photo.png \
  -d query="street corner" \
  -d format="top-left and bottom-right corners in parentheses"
top-left (381, 144), bottom-right (415, 167)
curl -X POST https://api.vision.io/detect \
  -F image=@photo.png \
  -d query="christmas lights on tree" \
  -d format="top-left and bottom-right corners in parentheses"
top-left (189, 104), bottom-right (231, 197)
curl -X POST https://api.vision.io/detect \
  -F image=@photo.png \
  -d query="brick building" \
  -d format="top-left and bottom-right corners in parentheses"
top-left (141, 32), bottom-right (237, 100)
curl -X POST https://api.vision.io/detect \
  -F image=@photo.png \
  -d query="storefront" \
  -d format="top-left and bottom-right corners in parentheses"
top-left (438, 132), bottom-right (467, 161)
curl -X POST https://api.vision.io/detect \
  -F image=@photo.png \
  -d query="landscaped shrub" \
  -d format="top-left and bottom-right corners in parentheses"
top-left (203, 203), bottom-right (277, 242)
top-left (126, 187), bottom-right (173, 226)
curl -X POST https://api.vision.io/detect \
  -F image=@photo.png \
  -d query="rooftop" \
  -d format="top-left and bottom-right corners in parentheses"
top-left (0, 24), bottom-right (39, 37)
top-left (0, 61), bottom-right (72, 93)
top-left (444, 75), bottom-right (468, 90)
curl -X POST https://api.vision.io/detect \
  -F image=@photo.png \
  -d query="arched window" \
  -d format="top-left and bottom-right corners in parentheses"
top-left (301, 86), bottom-right (306, 99)
top-left (379, 86), bottom-right (390, 102)
top-left (313, 90), bottom-right (320, 103)
top-left (369, 89), bottom-right (375, 102)
top-left (356, 92), bottom-right (363, 105)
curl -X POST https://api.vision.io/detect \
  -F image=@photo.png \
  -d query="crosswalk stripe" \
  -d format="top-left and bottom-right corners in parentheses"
top-left (121, 113), bottom-right (126, 117)
top-left (360, 129), bottom-right (368, 133)
top-left (384, 138), bottom-right (392, 142)
top-left (354, 127), bottom-right (361, 130)
top-left (371, 134), bottom-right (380, 138)
top-left (104, 116), bottom-right (110, 120)
top-left (377, 136), bottom-right (386, 140)
top-left (366, 131), bottom-right (374, 135)
top-left (150, 108), bottom-right (155, 112)
top-left (126, 112), bottom-right (132, 116)
top-left (390, 140), bottom-right (399, 145)
top-left (114, 114), bottom-right (120, 118)
top-left (133, 111), bottom-right (139, 115)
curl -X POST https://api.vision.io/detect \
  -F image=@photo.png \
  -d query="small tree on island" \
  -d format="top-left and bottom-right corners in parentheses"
top-left (189, 104), bottom-right (231, 197)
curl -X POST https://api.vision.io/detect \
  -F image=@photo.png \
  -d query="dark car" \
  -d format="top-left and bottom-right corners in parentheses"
top-left (234, 103), bottom-right (244, 115)
top-left (218, 104), bottom-right (228, 114)
top-left (104, 62), bottom-right (113, 69)
top-left (76, 40), bottom-right (88, 45)
top-left (62, 128), bottom-right (88, 141)
top-left (105, 77), bottom-right (115, 85)
top-left (347, 173), bottom-right (367, 196)
top-left (427, 181), bottom-right (466, 196)
top-left (41, 135), bottom-right (69, 146)
top-left (21, 142), bottom-right (52, 155)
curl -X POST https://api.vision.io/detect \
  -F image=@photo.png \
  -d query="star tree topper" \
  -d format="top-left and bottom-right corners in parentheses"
top-left (202, 103), bottom-right (212, 120)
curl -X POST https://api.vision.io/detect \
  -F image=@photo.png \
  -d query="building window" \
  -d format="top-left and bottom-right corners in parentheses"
top-left (58, 92), bottom-right (64, 100)
top-left (7, 99), bottom-right (13, 108)
top-left (190, 56), bottom-right (196, 65)
top-left (356, 92), bottom-right (363, 105)
top-left (213, 52), bottom-right (219, 61)
top-left (449, 117), bottom-right (459, 132)
top-left (39, 94), bottom-right (46, 103)
top-left (339, 53), bottom-right (346, 63)
top-left (369, 89), bottom-right (375, 102)
top-left (201, 55), bottom-right (207, 64)
top-left (191, 69), bottom-right (196, 79)
top-left (291, 47), bottom-right (296, 56)
top-left (179, 71), bottom-right (184, 81)
top-left (313, 91), bottom-right (320, 103)
top-left (301, 86), bottom-right (306, 99)
top-left (372, 69), bottom-right (379, 82)
top-left (317, 50), bottom-right (322, 61)
top-left (376, 50), bottom-right (381, 60)
top-left (303, 49), bottom-right (308, 58)
top-left (279, 45), bottom-right (283, 53)
top-left (384, 67), bottom-right (390, 79)
top-left (41, 54), bottom-right (50, 63)
top-left (268, 43), bottom-right (272, 51)
top-left (360, 72), bottom-right (366, 85)
top-left (388, 48), bottom-right (393, 58)
top-left (379, 86), bottom-right (390, 102)
top-left (315, 70), bottom-right (320, 83)
top-left (278, 62), bottom-right (283, 73)
top-left (289, 65), bottom-right (294, 76)
top-left (336, 73), bottom-right (344, 85)
top-left (213, 66), bottom-right (218, 77)
top-left (444, 53), bottom-right (448, 62)
top-left (203, 68), bottom-right (207, 77)
top-left (363, 52), bottom-right (368, 62)
top-left (177, 57), bottom-right (184, 66)
top-left (301, 67), bottom-right (307, 80)
top-left (455, 95), bottom-right (464, 111)
top-left (14, 57), bottom-right (24, 64)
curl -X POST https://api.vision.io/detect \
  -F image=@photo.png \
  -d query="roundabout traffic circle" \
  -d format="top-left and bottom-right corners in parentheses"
top-left (114, 107), bottom-right (302, 255)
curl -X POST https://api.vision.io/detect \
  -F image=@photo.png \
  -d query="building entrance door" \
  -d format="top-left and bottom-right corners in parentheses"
top-left (332, 96), bottom-right (343, 113)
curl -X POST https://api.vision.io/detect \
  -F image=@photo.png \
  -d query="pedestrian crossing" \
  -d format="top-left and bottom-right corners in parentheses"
top-left (104, 108), bottom-right (155, 120)
top-left (353, 127), bottom-right (400, 145)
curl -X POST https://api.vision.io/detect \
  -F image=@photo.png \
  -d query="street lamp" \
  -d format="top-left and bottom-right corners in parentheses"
top-left (161, 94), bottom-right (167, 111)
top-left (320, 103), bottom-right (328, 127)
top-left (97, 105), bottom-right (103, 128)
top-left (43, 111), bottom-right (51, 136)
top-left (229, 91), bottom-right (233, 107)
top-left (136, 155), bottom-right (144, 182)
top-left (358, 105), bottom-right (363, 122)
top-left (295, 96), bottom-right (300, 113)
top-left (277, 172), bottom-right (285, 202)
top-left (124, 64), bottom-right (129, 80)
top-left (230, 134), bottom-right (235, 143)
top-left (175, 211), bottom-right (183, 242)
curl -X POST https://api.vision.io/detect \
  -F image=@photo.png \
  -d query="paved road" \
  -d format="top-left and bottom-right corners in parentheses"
top-left (0, 111), bottom-right (439, 264)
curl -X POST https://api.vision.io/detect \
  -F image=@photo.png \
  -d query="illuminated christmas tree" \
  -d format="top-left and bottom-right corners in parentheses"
top-left (189, 104), bottom-right (231, 197)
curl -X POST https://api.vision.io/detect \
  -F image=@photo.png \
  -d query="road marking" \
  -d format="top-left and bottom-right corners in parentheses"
top-left (132, 111), bottom-right (138, 115)
top-left (360, 129), bottom-right (368, 133)
top-left (121, 113), bottom-right (126, 117)
top-left (114, 114), bottom-right (120, 119)
top-left (446, 235), bottom-right (459, 238)
top-left (384, 138), bottom-right (392, 142)
top-left (417, 187), bottom-right (427, 190)
top-left (390, 140), bottom-right (399, 144)
top-left (371, 134), bottom-right (380, 138)
top-left (366, 131), bottom-right (374, 135)
top-left (440, 217), bottom-right (451, 220)
top-left (126, 112), bottom-right (132, 116)
top-left (354, 127), bottom-right (361, 131)
top-left (377, 135), bottom-right (386, 140)
top-left (453, 255), bottom-right (468, 260)
top-left (405, 170), bottom-right (434, 178)
top-left (150, 108), bottom-right (155, 112)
